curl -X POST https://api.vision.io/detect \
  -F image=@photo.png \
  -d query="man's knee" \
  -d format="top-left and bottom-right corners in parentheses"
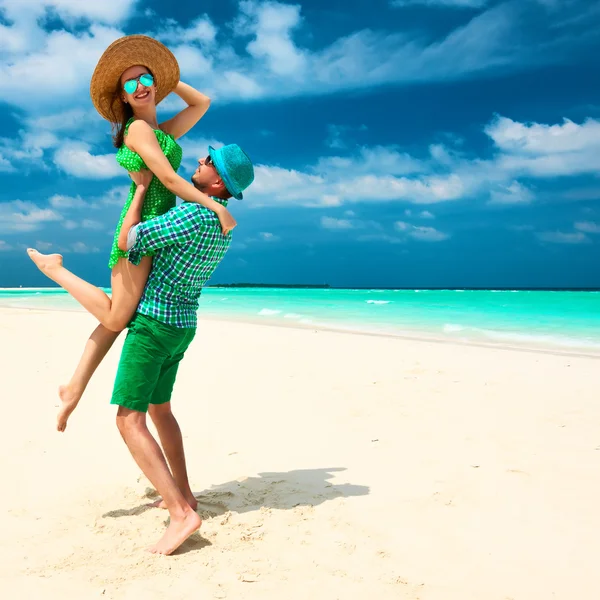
top-left (148, 402), bottom-right (173, 421)
top-left (116, 406), bottom-right (146, 435)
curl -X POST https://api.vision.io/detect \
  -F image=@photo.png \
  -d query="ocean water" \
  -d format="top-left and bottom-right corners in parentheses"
top-left (1, 287), bottom-right (599, 355)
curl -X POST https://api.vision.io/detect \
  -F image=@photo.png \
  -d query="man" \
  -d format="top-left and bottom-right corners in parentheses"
top-left (111, 143), bottom-right (254, 556)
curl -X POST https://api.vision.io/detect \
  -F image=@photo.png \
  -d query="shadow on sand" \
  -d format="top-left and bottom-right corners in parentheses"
top-left (103, 466), bottom-right (369, 519)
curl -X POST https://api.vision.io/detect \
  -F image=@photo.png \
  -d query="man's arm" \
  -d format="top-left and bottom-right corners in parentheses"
top-left (126, 203), bottom-right (206, 266)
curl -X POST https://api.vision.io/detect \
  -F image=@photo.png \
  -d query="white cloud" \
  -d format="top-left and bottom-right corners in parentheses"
top-left (0, 1), bottom-right (130, 55)
top-left (395, 221), bottom-right (450, 241)
top-left (0, 108), bottom-right (108, 173)
top-left (250, 165), bottom-right (325, 206)
top-left (242, 113), bottom-right (600, 209)
top-left (20, 0), bottom-right (137, 24)
top-left (63, 220), bottom-right (78, 230)
top-left (486, 116), bottom-right (600, 155)
top-left (0, 240), bottom-right (13, 251)
top-left (482, 116), bottom-right (600, 179)
top-left (321, 217), bottom-right (355, 230)
top-left (419, 210), bottom-right (435, 219)
top-left (49, 194), bottom-right (87, 209)
top-left (82, 219), bottom-right (104, 230)
top-left (169, 44), bottom-right (214, 78)
top-left (409, 225), bottom-right (450, 241)
top-left (157, 15), bottom-right (217, 45)
top-left (334, 173), bottom-right (465, 204)
top-left (0, 0), bottom-right (596, 117)
top-left (317, 146), bottom-right (424, 177)
top-left (34, 240), bottom-right (54, 251)
top-left (326, 125), bottom-right (348, 150)
top-left (0, 25), bottom-right (124, 110)
top-left (101, 186), bottom-right (130, 206)
top-left (357, 233), bottom-right (404, 244)
top-left (0, 154), bottom-right (15, 172)
top-left (489, 181), bottom-right (534, 205)
top-left (0, 129), bottom-right (56, 171)
top-left (25, 109), bottom-right (96, 133)
top-left (53, 142), bottom-right (121, 179)
top-left (67, 242), bottom-right (101, 253)
top-left (536, 231), bottom-right (590, 244)
top-left (247, 161), bottom-right (463, 208)
top-left (237, 0), bottom-right (308, 77)
top-left (0, 200), bottom-right (62, 233)
top-left (259, 232), bottom-right (280, 241)
top-left (392, 0), bottom-right (486, 6)
top-left (574, 221), bottom-right (600, 234)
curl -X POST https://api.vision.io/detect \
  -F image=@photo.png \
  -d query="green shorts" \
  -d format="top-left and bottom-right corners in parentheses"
top-left (110, 313), bottom-right (196, 413)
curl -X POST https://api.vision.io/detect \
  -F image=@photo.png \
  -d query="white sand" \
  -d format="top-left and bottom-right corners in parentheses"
top-left (1, 306), bottom-right (599, 599)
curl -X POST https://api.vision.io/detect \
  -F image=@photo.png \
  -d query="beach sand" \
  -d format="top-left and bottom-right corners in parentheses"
top-left (1, 306), bottom-right (599, 599)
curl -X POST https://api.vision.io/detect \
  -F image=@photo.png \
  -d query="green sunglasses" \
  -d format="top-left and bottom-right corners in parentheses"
top-left (123, 73), bottom-right (154, 94)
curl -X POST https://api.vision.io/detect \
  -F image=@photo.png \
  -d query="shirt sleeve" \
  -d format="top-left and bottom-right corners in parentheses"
top-left (127, 204), bottom-right (206, 265)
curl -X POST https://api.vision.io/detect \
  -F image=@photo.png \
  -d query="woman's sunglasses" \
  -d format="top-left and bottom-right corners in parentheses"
top-left (123, 73), bottom-right (154, 95)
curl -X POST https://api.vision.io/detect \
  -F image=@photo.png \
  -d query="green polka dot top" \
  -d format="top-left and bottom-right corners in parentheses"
top-left (107, 118), bottom-right (183, 269)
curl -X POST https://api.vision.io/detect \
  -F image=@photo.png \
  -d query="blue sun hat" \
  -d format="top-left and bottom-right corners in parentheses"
top-left (208, 144), bottom-right (254, 200)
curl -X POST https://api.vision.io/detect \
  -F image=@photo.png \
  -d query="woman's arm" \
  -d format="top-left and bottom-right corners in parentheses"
top-left (126, 120), bottom-right (237, 235)
top-left (159, 82), bottom-right (211, 140)
top-left (118, 170), bottom-right (153, 252)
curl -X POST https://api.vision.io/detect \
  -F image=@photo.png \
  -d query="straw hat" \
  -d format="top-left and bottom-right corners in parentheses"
top-left (90, 35), bottom-right (180, 122)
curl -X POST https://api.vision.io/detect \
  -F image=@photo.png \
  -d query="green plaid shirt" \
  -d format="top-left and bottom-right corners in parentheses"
top-left (127, 199), bottom-right (232, 328)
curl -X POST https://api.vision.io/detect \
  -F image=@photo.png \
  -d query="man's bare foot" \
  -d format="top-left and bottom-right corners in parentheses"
top-left (149, 495), bottom-right (198, 511)
top-left (27, 249), bottom-right (63, 275)
top-left (57, 385), bottom-right (82, 432)
top-left (148, 509), bottom-right (202, 555)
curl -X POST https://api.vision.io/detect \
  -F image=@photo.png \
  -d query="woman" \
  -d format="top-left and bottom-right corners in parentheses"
top-left (27, 35), bottom-right (233, 432)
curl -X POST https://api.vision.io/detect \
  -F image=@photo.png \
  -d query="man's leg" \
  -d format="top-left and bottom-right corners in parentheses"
top-left (110, 315), bottom-right (200, 555)
top-left (148, 402), bottom-right (197, 510)
top-left (116, 407), bottom-right (201, 555)
top-left (147, 328), bottom-right (197, 510)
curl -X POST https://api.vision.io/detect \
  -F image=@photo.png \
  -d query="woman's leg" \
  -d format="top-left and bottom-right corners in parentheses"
top-left (57, 324), bottom-right (120, 432)
top-left (42, 254), bottom-right (153, 431)
top-left (27, 250), bottom-right (152, 332)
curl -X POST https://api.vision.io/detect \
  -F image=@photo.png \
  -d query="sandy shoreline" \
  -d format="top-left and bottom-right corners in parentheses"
top-left (2, 307), bottom-right (599, 599)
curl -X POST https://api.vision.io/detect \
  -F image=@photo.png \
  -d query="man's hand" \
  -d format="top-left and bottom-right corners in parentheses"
top-left (129, 169), bottom-right (153, 188)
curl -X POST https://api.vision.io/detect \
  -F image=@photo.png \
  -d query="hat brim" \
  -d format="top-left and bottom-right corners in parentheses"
top-left (90, 35), bottom-right (180, 123)
top-left (208, 146), bottom-right (243, 200)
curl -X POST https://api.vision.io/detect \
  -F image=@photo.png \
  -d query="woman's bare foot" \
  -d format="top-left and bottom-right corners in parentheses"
top-left (149, 495), bottom-right (198, 511)
top-left (57, 385), bottom-right (82, 432)
top-left (27, 249), bottom-right (63, 275)
top-left (148, 509), bottom-right (202, 555)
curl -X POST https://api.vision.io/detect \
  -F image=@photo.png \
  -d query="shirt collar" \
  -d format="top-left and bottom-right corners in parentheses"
top-left (212, 196), bottom-right (229, 208)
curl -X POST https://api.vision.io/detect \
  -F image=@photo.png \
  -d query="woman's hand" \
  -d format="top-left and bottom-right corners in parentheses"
top-left (129, 169), bottom-right (153, 188)
top-left (215, 205), bottom-right (237, 236)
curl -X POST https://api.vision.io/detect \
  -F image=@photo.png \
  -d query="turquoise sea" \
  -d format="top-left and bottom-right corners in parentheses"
top-left (1, 287), bottom-right (599, 355)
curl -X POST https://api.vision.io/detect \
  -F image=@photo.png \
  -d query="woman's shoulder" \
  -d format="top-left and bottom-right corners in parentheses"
top-left (126, 118), bottom-right (155, 136)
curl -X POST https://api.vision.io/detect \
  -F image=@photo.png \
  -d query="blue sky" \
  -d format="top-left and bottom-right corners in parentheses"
top-left (1, 0), bottom-right (599, 288)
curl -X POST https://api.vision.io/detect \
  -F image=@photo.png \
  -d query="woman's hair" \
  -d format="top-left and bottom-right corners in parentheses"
top-left (110, 98), bottom-right (134, 149)
top-left (109, 68), bottom-right (154, 149)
